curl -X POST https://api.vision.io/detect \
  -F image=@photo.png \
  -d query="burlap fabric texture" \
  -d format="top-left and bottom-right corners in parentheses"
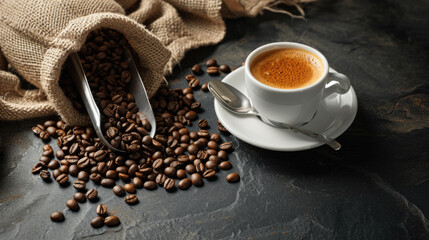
top-left (0, 0), bottom-right (312, 125)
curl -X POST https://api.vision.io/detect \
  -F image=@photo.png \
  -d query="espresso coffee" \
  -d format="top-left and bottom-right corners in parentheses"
top-left (250, 48), bottom-right (324, 89)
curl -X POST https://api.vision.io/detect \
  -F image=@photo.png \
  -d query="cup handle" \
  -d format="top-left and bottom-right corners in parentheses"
top-left (323, 71), bottom-right (351, 98)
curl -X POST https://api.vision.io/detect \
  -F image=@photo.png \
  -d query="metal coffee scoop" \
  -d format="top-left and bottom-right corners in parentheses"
top-left (208, 80), bottom-right (341, 150)
top-left (67, 49), bottom-right (156, 153)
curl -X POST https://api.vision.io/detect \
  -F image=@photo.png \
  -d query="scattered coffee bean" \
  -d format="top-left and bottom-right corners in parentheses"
top-left (124, 183), bottom-right (136, 193)
top-left (96, 204), bottom-right (107, 216)
top-left (132, 177), bottom-right (143, 188)
top-left (66, 199), bottom-right (79, 211)
top-left (185, 164), bottom-right (196, 174)
top-left (203, 169), bottom-right (216, 178)
top-left (56, 174), bottom-right (69, 185)
top-left (163, 178), bottom-right (175, 191)
top-left (207, 66), bottom-right (219, 75)
top-left (218, 120), bottom-right (229, 133)
top-left (39, 169), bottom-right (51, 181)
top-left (176, 169), bottom-right (186, 179)
top-left (50, 212), bottom-right (65, 222)
top-left (191, 64), bottom-right (203, 75)
top-left (206, 59), bottom-right (217, 67)
top-left (219, 161), bottom-right (232, 170)
top-left (113, 185), bottom-right (125, 196)
top-left (74, 192), bottom-right (86, 203)
top-left (101, 178), bottom-right (115, 188)
top-left (219, 64), bottom-right (231, 73)
top-left (90, 173), bottom-right (102, 183)
top-left (178, 178), bottom-right (191, 190)
top-left (226, 173), bottom-right (240, 183)
top-left (73, 180), bottom-right (86, 191)
top-left (201, 82), bottom-right (209, 91)
top-left (191, 173), bottom-right (203, 187)
top-left (125, 194), bottom-right (139, 205)
top-left (86, 189), bottom-right (98, 201)
top-left (77, 171), bottom-right (89, 182)
top-left (198, 119), bottom-right (208, 128)
top-left (188, 78), bottom-right (200, 89)
top-left (143, 180), bottom-right (157, 190)
top-left (48, 160), bottom-right (60, 170)
top-left (91, 216), bottom-right (105, 228)
top-left (105, 216), bottom-right (121, 227)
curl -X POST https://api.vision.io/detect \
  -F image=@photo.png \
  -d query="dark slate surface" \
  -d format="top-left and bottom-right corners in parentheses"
top-left (1, 0), bottom-right (428, 239)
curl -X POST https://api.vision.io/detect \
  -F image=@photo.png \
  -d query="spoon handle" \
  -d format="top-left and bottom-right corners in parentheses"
top-left (280, 123), bottom-right (341, 150)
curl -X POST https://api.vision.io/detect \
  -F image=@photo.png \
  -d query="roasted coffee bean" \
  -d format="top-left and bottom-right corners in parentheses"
top-left (188, 78), bottom-right (200, 89)
top-left (39, 131), bottom-right (50, 141)
top-left (74, 192), bottom-right (86, 203)
top-left (91, 216), bottom-right (105, 228)
top-left (77, 171), bottom-right (89, 182)
top-left (105, 170), bottom-right (118, 180)
top-left (69, 164), bottom-right (79, 177)
top-left (39, 156), bottom-right (51, 165)
top-left (125, 194), bottom-right (139, 205)
top-left (187, 144), bottom-right (199, 155)
top-left (73, 180), bottom-right (86, 191)
top-left (219, 161), bottom-right (232, 170)
top-left (90, 173), bottom-right (102, 183)
top-left (203, 169), bottom-right (216, 178)
top-left (52, 169), bottom-right (62, 179)
top-left (219, 141), bottom-right (233, 151)
top-left (132, 177), bottom-right (143, 188)
top-left (65, 155), bottom-right (79, 165)
top-left (101, 178), bottom-right (115, 188)
top-left (206, 59), bottom-right (217, 67)
top-left (32, 126), bottom-right (43, 135)
top-left (66, 199), bottom-right (79, 211)
top-left (163, 178), bottom-right (175, 191)
top-left (207, 66), bottom-right (219, 75)
top-left (50, 212), bottom-right (65, 222)
top-left (218, 150), bottom-right (228, 161)
top-left (143, 180), bottom-right (157, 190)
top-left (197, 150), bottom-right (208, 160)
top-left (152, 158), bottom-right (163, 169)
top-left (226, 173), bottom-right (240, 183)
top-left (191, 173), bottom-right (203, 186)
top-left (124, 183), bottom-right (136, 193)
top-left (48, 160), bottom-right (60, 170)
top-left (185, 74), bottom-right (195, 81)
top-left (190, 101), bottom-right (201, 111)
top-left (178, 178), bottom-right (191, 190)
top-left (205, 161), bottom-right (218, 170)
top-left (185, 111), bottom-right (198, 121)
top-left (195, 162), bottom-right (205, 173)
top-left (207, 149), bottom-right (217, 156)
top-left (56, 174), bottom-right (69, 185)
top-left (210, 133), bottom-right (221, 142)
top-left (198, 119), bottom-right (208, 128)
top-left (86, 189), bottom-right (98, 200)
top-left (118, 173), bottom-right (130, 181)
top-left (156, 173), bottom-right (167, 185)
top-left (218, 120), bottom-right (229, 133)
top-left (39, 169), bottom-right (51, 181)
top-left (185, 164), bottom-right (196, 174)
top-left (32, 162), bottom-right (46, 174)
top-left (113, 185), bottom-right (125, 196)
top-left (191, 64), bottom-right (203, 75)
top-left (164, 167), bottom-right (177, 178)
top-left (197, 130), bottom-right (210, 138)
top-left (176, 169), bottom-right (186, 179)
top-left (77, 157), bottom-right (90, 169)
top-left (96, 204), bottom-right (107, 216)
top-left (219, 64), bottom-right (231, 73)
top-left (201, 83), bottom-right (208, 92)
top-left (105, 216), bottom-right (121, 227)
top-left (207, 141), bottom-right (218, 150)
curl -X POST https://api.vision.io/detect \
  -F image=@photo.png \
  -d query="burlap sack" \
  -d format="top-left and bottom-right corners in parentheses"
top-left (0, 0), bottom-right (312, 124)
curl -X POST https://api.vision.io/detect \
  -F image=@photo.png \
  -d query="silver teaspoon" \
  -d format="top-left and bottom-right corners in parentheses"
top-left (208, 80), bottom-right (341, 151)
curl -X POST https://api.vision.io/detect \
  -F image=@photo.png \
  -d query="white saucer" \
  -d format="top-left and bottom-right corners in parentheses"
top-left (214, 67), bottom-right (358, 151)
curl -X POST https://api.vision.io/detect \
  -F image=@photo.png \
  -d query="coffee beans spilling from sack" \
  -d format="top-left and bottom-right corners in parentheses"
top-left (31, 28), bottom-right (239, 227)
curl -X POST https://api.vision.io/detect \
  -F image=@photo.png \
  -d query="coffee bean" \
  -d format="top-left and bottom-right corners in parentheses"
top-left (143, 181), bottom-right (157, 190)
top-left (207, 66), bottom-right (219, 75)
top-left (164, 167), bottom-right (176, 178)
top-left (185, 164), bottom-right (196, 174)
top-left (132, 177), bottom-right (143, 188)
top-left (163, 178), bottom-right (175, 191)
top-left (156, 173), bottom-right (167, 185)
top-left (39, 170), bottom-right (51, 181)
top-left (48, 160), bottom-right (60, 170)
top-left (52, 169), bottom-right (62, 179)
top-left (101, 178), bottom-right (115, 188)
top-left (86, 189), bottom-right (98, 200)
top-left (152, 158), bottom-right (163, 169)
top-left (219, 161), bottom-right (232, 170)
top-left (219, 64), bottom-right (231, 73)
top-left (218, 150), bottom-right (228, 161)
top-left (203, 169), bottom-right (216, 178)
top-left (198, 119), bottom-right (208, 129)
top-left (219, 141), bottom-right (233, 151)
top-left (39, 156), bottom-right (51, 165)
top-left (113, 185), bottom-right (125, 196)
top-left (191, 173), bottom-right (203, 187)
top-left (32, 126), bottom-right (43, 135)
top-left (195, 162), bottom-right (205, 173)
top-left (105, 216), bottom-right (121, 227)
top-left (178, 178), bottom-right (191, 190)
top-left (74, 192), bottom-right (86, 203)
top-left (50, 212), bottom-right (65, 222)
top-left (205, 161), bottom-right (218, 170)
top-left (77, 157), bottom-right (90, 169)
top-left (188, 78), bottom-right (200, 89)
top-left (197, 150), bottom-right (208, 160)
top-left (124, 183), bottom-right (136, 193)
top-left (185, 111), bottom-right (198, 121)
top-left (176, 169), bottom-right (186, 179)
top-left (206, 59), bottom-right (217, 67)
top-left (190, 102), bottom-right (201, 111)
top-left (119, 173), bottom-right (130, 181)
top-left (218, 120), bottom-right (229, 133)
top-left (66, 199), bottom-right (79, 211)
top-left (56, 173), bottom-right (69, 185)
top-left (91, 216), bottom-right (105, 228)
top-left (39, 131), bottom-right (50, 141)
top-left (32, 162), bottom-right (46, 174)
top-left (65, 155), bottom-right (79, 165)
top-left (69, 164), bottom-right (79, 176)
top-left (73, 180), bottom-right (86, 191)
top-left (77, 171), bottom-right (89, 182)
top-left (207, 141), bottom-right (218, 150)
top-left (96, 204), bottom-right (107, 216)
top-left (201, 83), bottom-right (209, 92)
top-left (226, 173), bottom-right (240, 183)
top-left (191, 64), bottom-right (203, 75)
top-left (90, 173), bottom-right (102, 183)
top-left (105, 170), bottom-right (118, 180)
top-left (125, 194), bottom-right (139, 205)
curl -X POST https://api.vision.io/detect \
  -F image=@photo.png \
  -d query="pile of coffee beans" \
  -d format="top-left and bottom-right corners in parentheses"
top-left (31, 28), bottom-right (241, 227)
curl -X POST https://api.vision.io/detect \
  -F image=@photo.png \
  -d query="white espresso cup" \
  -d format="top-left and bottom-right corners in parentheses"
top-left (245, 42), bottom-right (351, 126)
